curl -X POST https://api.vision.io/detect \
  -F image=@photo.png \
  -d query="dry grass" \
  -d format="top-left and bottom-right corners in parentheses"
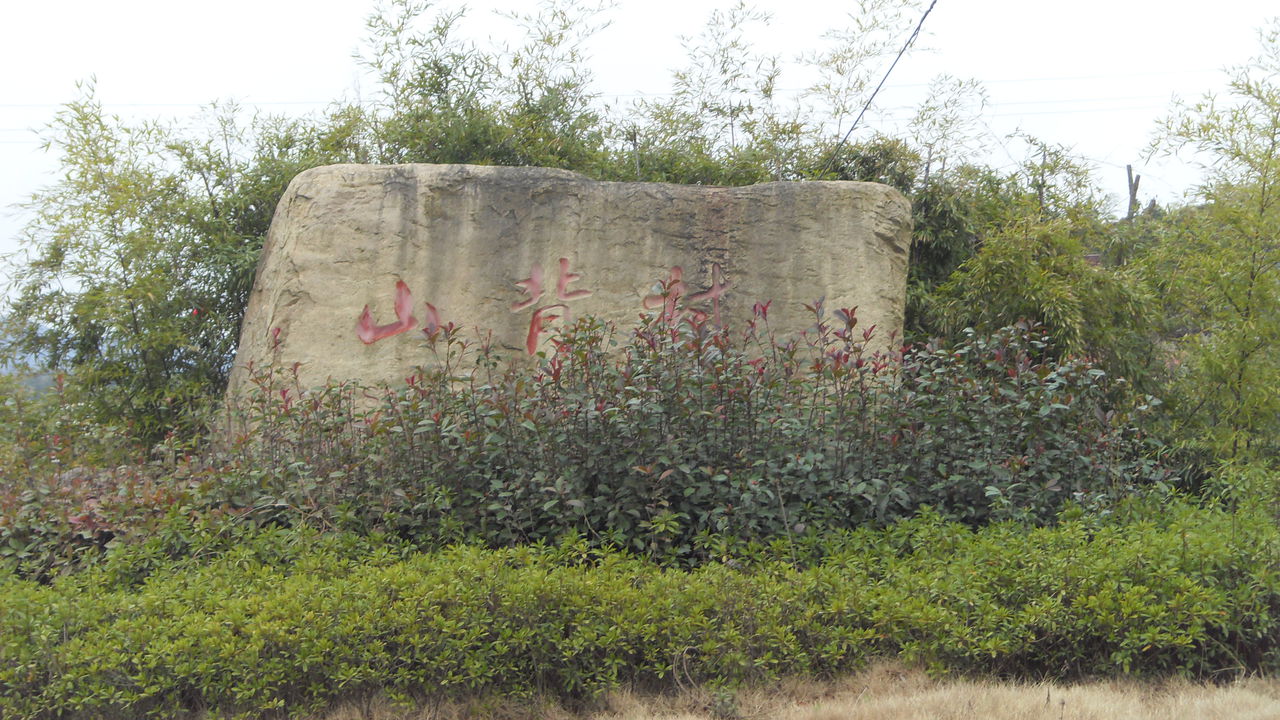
top-left (318, 663), bottom-right (1280, 720)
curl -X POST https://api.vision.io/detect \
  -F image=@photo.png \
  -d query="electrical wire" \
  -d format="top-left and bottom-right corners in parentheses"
top-left (815, 0), bottom-right (938, 179)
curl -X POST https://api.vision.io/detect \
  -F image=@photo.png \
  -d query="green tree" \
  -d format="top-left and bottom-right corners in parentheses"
top-left (1144, 20), bottom-right (1280, 464)
top-left (931, 218), bottom-right (1157, 387)
top-left (1, 92), bottom-right (213, 442)
top-left (1, 88), bottom-right (367, 443)
top-left (361, 0), bottom-right (612, 171)
top-left (902, 134), bottom-right (1123, 342)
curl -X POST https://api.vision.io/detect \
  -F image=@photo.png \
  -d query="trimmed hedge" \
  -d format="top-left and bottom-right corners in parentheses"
top-left (2, 502), bottom-right (1278, 719)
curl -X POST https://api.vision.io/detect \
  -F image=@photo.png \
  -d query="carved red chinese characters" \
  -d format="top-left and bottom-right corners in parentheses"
top-left (355, 280), bottom-right (419, 344)
top-left (511, 257), bottom-right (593, 354)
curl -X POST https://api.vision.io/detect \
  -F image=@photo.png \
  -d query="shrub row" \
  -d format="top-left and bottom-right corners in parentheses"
top-left (1, 310), bottom-right (1176, 580)
top-left (211, 309), bottom-right (1174, 560)
top-left (2, 502), bottom-right (1277, 719)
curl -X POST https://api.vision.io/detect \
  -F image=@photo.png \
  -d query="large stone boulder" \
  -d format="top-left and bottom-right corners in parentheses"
top-left (227, 164), bottom-right (911, 393)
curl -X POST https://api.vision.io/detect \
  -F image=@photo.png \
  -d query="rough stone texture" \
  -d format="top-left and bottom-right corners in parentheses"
top-left (228, 164), bottom-right (911, 393)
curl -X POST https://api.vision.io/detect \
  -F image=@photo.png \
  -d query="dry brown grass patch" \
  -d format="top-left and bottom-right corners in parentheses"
top-left (318, 663), bottom-right (1280, 720)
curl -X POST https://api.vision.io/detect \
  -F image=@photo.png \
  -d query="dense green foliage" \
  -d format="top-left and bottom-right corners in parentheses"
top-left (0, 314), bottom-right (1173, 580)
top-left (1139, 24), bottom-right (1280, 465)
top-left (2, 502), bottom-right (1277, 719)
top-left (932, 220), bottom-right (1158, 387)
top-left (219, 313), bottom-right (1169, 555)
top-left (0, 94), bottom-right (367, 441)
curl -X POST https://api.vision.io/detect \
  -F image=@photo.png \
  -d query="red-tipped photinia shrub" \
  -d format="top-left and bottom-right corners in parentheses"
top-left (208, 306), bottom-right (1176, 562)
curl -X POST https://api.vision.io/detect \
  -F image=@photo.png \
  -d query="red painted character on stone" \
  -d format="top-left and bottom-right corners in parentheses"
top-left (355, 280), bottom-right (451, 344)
top-left (643, 262), bottom-right (730, 327)
top-left (511, 257), bottom-right (593, 354)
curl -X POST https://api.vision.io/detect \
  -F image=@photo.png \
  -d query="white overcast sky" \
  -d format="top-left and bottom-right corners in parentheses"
top-left (2, 0), bottom-right (1277, 291)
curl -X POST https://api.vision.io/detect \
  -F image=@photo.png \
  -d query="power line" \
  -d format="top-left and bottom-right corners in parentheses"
top-left (816, 0), bottom-right (938, 179)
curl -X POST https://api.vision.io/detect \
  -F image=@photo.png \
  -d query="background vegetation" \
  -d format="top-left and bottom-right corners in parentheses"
top-left (2, 1), bottom-right (1280, 717)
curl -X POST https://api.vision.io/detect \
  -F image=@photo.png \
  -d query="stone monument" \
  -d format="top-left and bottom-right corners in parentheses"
top-left (227, 164), bottom-right (911, 393)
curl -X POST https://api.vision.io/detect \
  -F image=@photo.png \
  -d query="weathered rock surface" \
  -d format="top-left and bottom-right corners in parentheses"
top-left (227, 164), bottom-right (911, 393)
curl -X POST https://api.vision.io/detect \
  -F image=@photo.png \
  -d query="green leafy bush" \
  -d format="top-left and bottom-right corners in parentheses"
top-left (209, 307), bottom-right (1171, 561)
top-left (0, 376), bottom-right (185, 581)
top-left (1, 306), bottom-right (1174, 580)
top-left (932, 219), bottom-right (1159, 389)
top-left (2, 503), bottom-right (1277, 719)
